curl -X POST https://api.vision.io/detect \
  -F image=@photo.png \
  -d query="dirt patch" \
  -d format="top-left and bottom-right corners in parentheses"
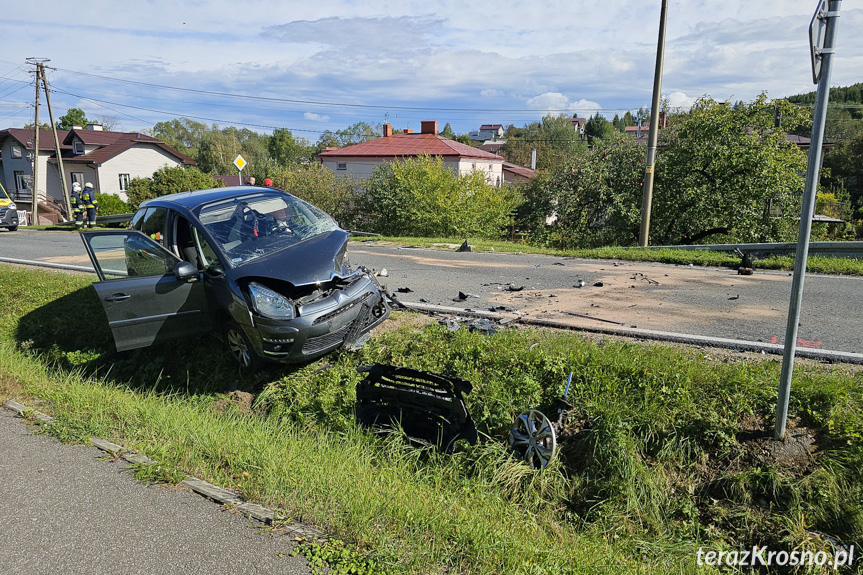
top-left (213, 391), bottom-right (255, 416)
top-left (741, 425), bottom-right (823, 473)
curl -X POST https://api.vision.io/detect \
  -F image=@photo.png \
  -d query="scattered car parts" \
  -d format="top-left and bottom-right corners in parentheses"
top-left (354, 364), bottom-right (478, 452)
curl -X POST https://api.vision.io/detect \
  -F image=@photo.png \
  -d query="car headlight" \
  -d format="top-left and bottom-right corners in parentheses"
top-left (247, 282), bottom-right (295, 320)
top-left (8, 203), bottom-right (15, 210)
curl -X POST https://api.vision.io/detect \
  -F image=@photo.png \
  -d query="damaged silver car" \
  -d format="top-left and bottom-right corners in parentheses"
top-left (80, 186), bottom-right (389, 369)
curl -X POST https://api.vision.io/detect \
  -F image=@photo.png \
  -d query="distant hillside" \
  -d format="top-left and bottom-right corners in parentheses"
top-left (787, 82), bottom-right (863, 118)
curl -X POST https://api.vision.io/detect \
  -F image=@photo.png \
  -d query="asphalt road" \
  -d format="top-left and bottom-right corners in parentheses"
top-left (0, 407), bottom-right (309, 575)
top-left (2, 229), bottom-right (862, 355)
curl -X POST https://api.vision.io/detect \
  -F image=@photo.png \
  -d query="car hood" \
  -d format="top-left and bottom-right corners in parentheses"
top-left (228, 229), bottom-right (352, 286)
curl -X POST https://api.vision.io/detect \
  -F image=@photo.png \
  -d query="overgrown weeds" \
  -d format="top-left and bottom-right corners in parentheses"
top-left (1, 264), bottom-right (861, 574)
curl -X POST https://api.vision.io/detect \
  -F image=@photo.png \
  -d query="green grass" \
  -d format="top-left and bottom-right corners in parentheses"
top-left (1, 263), bottom-right (862, 574)
top-left (354, 236), bottom-right (863, 276)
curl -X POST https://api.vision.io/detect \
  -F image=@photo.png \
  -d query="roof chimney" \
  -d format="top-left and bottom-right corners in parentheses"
top-left (421, 120), bottom-right (438, 135)
top-left (383, 124), bottom-right (393, 137)
top-left (87, 123), bottom-right (104, 131)
top-left (403, 129), bottom-right (413, 134)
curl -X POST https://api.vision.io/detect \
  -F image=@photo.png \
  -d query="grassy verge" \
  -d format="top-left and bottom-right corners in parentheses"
top-left (354, 236), bottom-right (863, 276)
top-left (1, 263), bottom-right (861, 574)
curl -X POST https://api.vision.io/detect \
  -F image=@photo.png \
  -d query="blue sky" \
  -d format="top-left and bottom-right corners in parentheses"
top-left (0, 1), bottom-right (860, 143)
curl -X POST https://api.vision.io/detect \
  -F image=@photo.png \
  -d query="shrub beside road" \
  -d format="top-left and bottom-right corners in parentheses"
top-left (1, 264), bottom-right (861, 574)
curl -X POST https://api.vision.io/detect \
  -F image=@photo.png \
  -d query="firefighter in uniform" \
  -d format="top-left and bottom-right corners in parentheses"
top-left (70, 182), bottom-right (84, 230)
top-left (82, 182), bottom-right (99, 229)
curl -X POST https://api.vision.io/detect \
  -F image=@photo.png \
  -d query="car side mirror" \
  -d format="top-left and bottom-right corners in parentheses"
top-left (173, 261), bottom-right (199, 282)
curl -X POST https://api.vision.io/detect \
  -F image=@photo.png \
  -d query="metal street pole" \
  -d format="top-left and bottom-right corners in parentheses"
top-left (32, 65), bottom-right (41, 228)
top-left (638, 0), bottom-right (668, 247)
top-left (775, 0), bottom-right (841, 439)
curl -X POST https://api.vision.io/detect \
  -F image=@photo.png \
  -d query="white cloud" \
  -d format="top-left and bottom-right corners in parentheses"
top-left (0, 2), bottom-right (860, 138)
top-left (526, 93), bottom-right (602, 117)
top-left (664, 91), bottom-right (696, 110)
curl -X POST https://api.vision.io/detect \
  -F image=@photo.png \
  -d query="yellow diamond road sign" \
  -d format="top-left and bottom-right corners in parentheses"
top-left (233, 155), bottom-right (247, 171)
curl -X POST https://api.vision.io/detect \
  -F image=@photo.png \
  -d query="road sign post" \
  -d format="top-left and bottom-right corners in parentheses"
top-left (234, 154), bottom-right (247, 185)
top-left (775, 0), bottom-right (841, 440)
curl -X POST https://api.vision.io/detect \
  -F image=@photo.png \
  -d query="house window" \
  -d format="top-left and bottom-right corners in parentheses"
top-left (14, 171), bottom-right (27, 190)
top-left (119, 174), bottom-right (131, 191)
top-left (73, 141), bottom-right (84, 155)
top-left (11, 145), bottom-right (22, 158)
top-left (337, 163), bottom-right (347, 170)
top-left (71, 173), bottom-right (84, 188)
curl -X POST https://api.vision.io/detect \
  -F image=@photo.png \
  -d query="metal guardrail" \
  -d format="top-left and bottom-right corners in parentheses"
top-left (655, 241), bottom-right (863, 258)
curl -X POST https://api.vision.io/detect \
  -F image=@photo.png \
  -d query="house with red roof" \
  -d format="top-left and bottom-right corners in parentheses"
top-left (319, 121), bottom-right (507, 186)
top-left (0, 123), bottom-right (194, 221)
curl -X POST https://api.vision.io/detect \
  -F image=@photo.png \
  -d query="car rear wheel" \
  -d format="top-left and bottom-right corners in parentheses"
top-left (225, 322), bottom-right (261, 370)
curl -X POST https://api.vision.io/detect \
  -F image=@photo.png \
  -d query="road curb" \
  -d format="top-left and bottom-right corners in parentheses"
top-left (3, 399), bottom-right (328, 542)
top-left (397, 301), bottom-right (863, 365)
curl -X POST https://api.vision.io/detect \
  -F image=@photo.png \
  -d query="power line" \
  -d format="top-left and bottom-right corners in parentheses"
top-left (52, 65), bottom-right (648, 114)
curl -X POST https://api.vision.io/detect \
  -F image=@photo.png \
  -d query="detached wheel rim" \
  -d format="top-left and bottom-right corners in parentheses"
top-left (227, 328), bottom-right (252, 368)
top-left (509, 409), bottom-right (557, 469)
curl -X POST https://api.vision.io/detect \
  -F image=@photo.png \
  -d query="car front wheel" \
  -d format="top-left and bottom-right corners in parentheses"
top-left (225, 322), bottom-right (261, 370)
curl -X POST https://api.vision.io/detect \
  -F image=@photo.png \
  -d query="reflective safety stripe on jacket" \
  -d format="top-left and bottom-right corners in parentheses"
top-left (82, 191), bottom-right (97, 209)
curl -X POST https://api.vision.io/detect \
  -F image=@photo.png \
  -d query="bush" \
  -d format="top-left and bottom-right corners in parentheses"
top-left (359, 155), bottom-right (521, 238)
top-left (266, 163), bottom-right (360, 229)
top-left (126, 166), bottom-right (222, 210)
top-left (94, 193), bottom-right (131, 216)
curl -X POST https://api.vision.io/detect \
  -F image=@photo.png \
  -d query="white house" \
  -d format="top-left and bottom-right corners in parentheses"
top-left (0, 124), bottom-right (194, 222)
top-left (319, 121), bottom-right (506, 186)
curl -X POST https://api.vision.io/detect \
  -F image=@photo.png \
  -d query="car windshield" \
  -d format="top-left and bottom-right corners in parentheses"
top-left (198, 191), bottom-right (339, 266)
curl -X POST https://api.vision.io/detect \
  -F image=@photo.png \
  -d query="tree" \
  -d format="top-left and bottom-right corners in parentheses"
top-left (584, 113), bottom-right (615, 143)
top-left (126, 166), bottom-right (222, 210)
top-left (542, 95), bottom-right (811, 248)
top-left (440, 123), bottom-right (456, 139)
top-left (267, 162), bottom-right (360, 228)
top-left (335, 122), bottom-right (381, 147)
top-left (149, 119), bottom-right (209, 158)
top-left (499, 115), bottom-right (588, 172)
top-left (268, 128), bottom-right (312, 166)
top-left (653, 95), bottom-right (809, 244)
top-left (56, 108), bottom-right (88, 131)
top-left (359, 155), bottom-right (521, 238)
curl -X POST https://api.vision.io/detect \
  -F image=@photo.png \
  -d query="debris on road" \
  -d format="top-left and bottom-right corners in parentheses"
top-left (630, 273), bottom-right (660, 286)
top-left (456, 240), bottom-right (472, 252)
top-left (593, 281), bottom-right (604, 287)
top-left (505, 284), bottom-right (525, 292)
top-left (560, 310), bottom-right (625, 326)
top-left (728, 294), bottom-right (740, 300)
top-left (553, 262), bottom-right (565, 266)
top-left (453, 291), bottom-right (479, 302)
top-left (575, 279), bottom-right (586, 288)
top-left (376, 268), bottom-right (389, 277)
top-left (396, 287), bottom-right (414, 293)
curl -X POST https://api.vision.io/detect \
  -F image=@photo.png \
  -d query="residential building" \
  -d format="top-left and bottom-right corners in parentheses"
top-left (319, 121), bottom-right (507, 186)
top-left (571, 117), bottom-right (586, 136)
top-left (0, 124), bottom-right (194, 222)
top-left (469, 124), bottom-right (505, 142)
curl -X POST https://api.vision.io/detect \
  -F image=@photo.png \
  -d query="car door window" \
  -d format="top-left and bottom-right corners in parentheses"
top-left (84, 231), bottom-right (180, 280)
top-left (191, 226), bottom-right (220, 271)
top-left (137, 207), bottom-right (169, 247)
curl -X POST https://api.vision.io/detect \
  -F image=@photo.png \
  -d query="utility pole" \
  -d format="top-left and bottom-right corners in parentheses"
top-left (775, 0), bottom-right (841, 439)
top-left (638, 0), bottom-right (668, 247)
top-left (30, 60), bottom-right (42, 227)
top-left (39, 63), bottom-right (72, 220)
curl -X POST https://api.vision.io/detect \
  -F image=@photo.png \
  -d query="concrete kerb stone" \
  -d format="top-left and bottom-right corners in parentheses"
top-left (3, 399), bottom-right (329, 542)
